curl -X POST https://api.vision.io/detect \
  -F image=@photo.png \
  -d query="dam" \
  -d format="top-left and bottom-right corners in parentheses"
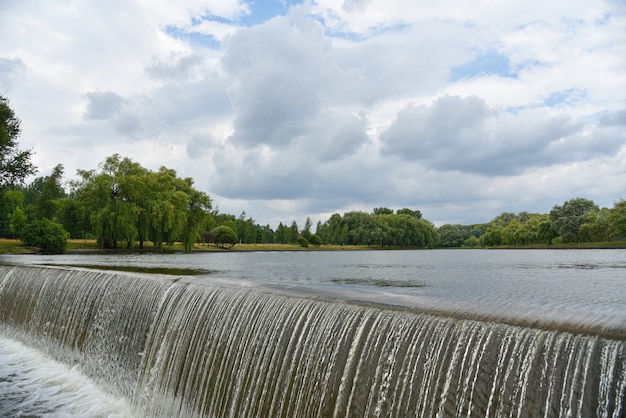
top-left (0, 250), bottom-right (625, 417)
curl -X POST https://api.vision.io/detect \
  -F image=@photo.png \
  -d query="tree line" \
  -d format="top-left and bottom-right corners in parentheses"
top-left (437, 197), bottom-right (626, 247)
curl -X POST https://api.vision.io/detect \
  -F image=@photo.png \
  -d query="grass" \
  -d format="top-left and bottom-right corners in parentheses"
top-left (1, 238), bottom-right (625, 255)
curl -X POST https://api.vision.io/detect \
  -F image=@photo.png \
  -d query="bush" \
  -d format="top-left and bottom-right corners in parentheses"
top-left (21, 219), bottom-right (69, 254)
top-left (297, 236), bottom-right (309, 247)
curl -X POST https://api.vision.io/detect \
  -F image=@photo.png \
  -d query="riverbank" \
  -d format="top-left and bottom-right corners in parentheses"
top-left (1, 238), bottom-right (625, 255)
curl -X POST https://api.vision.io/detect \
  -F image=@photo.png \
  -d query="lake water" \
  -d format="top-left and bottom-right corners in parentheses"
top-left (3, 248), bottom-right (626, 336)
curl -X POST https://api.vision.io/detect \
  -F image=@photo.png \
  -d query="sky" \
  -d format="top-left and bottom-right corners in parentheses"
top-left (1, 0), bottom-right (625, 228)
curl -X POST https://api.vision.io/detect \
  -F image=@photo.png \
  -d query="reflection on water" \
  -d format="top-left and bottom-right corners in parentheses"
top-left (326, 277), bottom-right (427, 288)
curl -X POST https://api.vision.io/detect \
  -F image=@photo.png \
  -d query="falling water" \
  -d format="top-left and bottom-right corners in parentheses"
top-left (0, 264), bottom-right (624, 417)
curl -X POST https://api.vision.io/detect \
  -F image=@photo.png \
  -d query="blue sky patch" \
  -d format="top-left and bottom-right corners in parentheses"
top-left (164, 25), bottom-right (220, 49)
top-left (240, 0), bottom-right (303, 26)
top-left (542, 88), bottom-right (587, 107)
top-left (449, 52), bottom-right (516, 81)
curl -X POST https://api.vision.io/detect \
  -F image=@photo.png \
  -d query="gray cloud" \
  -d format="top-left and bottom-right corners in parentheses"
top-left (83, 91), bottom-right (125, 120)
top-left (378, 95), bottom-right (615, 176)
top-left (146, 54), bottom-right (205, 81)
top-left (600, 109), bottom-right (626, 127)
top-left (0, 57), bottom-right (26, 90)
top-left (222, 13), bottom-right (334, 148)
top-left (187, 132), bottom-right (218, 159)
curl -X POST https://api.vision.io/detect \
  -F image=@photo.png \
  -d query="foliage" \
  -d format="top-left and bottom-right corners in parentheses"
top-left (316, 209), bottom-right (439, 248)
top-left (212, 225), bottom-right (238, 248)
top-left (70, 154), bottom-right (211, 251)
top-left (0, 95), bottom-right (37, 187)
top-left (21, 218), bottom-right (69, 254)
top-left (297, 236), bottom-right (309, 247)
top-left (434, 196), bottom-right (626, 248)
top-left (608, 199), bottom-right (626, 239)
top-left (308, 234), bottom-right (322, 246)
top-left (550, 198), bottom-right (599, 243)
top-left (8, 207), bottom-right (27, 238)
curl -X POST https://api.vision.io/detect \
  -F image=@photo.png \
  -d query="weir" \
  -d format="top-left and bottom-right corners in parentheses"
top-left (0, 264), bottom-right (624, 417)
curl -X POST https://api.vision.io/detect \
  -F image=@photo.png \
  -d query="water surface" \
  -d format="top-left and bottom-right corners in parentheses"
top-left (3, 249), bottom-right (625, 335)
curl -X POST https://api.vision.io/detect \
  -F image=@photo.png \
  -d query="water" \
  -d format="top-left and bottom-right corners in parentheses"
top-left (0, 249), bottom-right (625, 417)
top-left (5, 249), bottom-right (626, 335)
top-left (0, 338), bottom-right (134, 417)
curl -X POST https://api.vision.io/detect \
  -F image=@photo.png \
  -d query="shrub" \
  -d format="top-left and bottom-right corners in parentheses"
top-left (21, 219), bottom-right (69, 254)
top-left (297, 236), bottom-right (309, 247)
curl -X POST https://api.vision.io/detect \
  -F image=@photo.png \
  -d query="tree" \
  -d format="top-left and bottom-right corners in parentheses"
top-left (274, 222), bottom-right (288, 244)
top-left (8, 207), bottom-right (27, 238)
top-left (302, 216), bottom-right (313, 240)
top-left (30, 164), bottom-right (66, 220)
top-left (71, 155), bottom-right (211, 251)
top-left (309, 234), bottom-right (322, 246)
top-left (212, 225), bottom-right (238, 248)
top-left (608, 199), bottom-right (626, 239)
top-left (550, 198), bottom-right (598, 243)
top-left (0, 95), bottom-right (37, 187)
top-left (289, 220), bottom-right (299, 243)
top-left (372, 207), bottom-right (394, 215)
top-left (437, 224), bottom-right (468, 247)
top-left (21, 218), bottom-right (69, 254)
top-left (396, 208), bottom-right (422, 219)
top-left (537, 220), bottom-right (556, 245)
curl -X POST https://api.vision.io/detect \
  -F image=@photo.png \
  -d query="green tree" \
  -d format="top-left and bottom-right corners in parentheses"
top-left (21, 218), bottom-right (69, 254)
top-left (71, 155), bottom-right (210, 251)
top-left (274, 222), bottom-right (288, 244)
top-left (537, 220), bottom-right (556, 245)
top-left (31, 164), bottom-right (66, 220)
top-left (481, 226), bottom-right (503, 247)
top-left (0, 95), bottom-right (37, 187)
top-left (396, 208), bottom-right (422, 219)
top-left (309, 234), bottom-right (322, 246)
top-left (289, 220), bottom-right (299, 243)
top-left (608, 199), bottom-right (626, 239)
top-left (212, 225), bottom-right (238, 248)
top-left (0, 189), bottom-right (25, 236)
top-left (302, 216), bottom-right (313, 240)
top-left (550, 198), bottom-right (599, 243)
top-left (8, 207), bottom-right (27, 238)
top-left (372, 207), bottom-right (394, 215)
top-left (437, 224), bottom-right (468, 247)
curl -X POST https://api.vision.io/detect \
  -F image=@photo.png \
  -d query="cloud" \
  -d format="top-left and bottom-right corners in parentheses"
top-left (83, 91), bottom-right (126, 120)
top-left (378, 95), bottom-right (624, 176)
top-left (222, 7), bottom-right (333, 148)
top-left (600, 108), bottom-right (626, 127)
top-left (145, 53), bottom-right (206, 81)
top-left (0, 57), bottom-right (26, 91)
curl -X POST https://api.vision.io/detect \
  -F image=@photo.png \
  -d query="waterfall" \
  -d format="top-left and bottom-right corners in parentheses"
top-left (0, 264), bottom-right (624, 417)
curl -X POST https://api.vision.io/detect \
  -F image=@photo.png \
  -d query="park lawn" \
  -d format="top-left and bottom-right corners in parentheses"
top-left (2, 238), bottom-right (625, 254)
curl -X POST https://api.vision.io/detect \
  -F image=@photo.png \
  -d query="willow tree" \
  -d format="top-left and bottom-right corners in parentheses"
top-left (71, 155), bottom-right (211, 251)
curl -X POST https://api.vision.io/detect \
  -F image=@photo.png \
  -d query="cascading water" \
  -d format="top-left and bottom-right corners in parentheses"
top-left (0, 264), bottom-right (624, 417)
